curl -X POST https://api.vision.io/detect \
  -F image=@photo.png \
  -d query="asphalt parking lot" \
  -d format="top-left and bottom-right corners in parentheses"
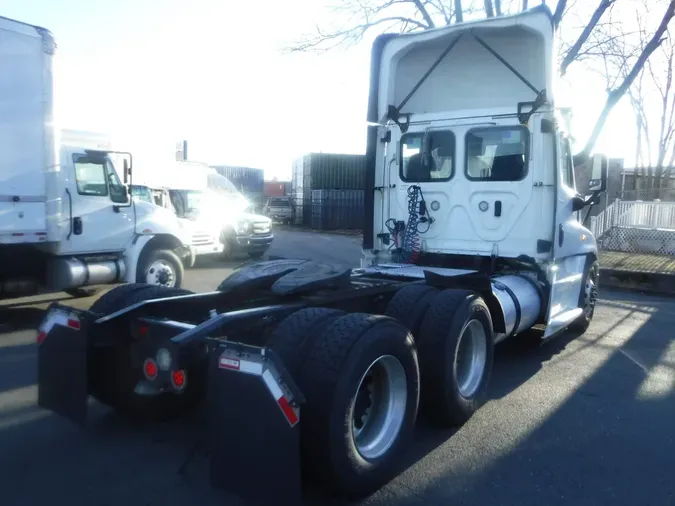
top-left (1, 230), bottom-right (674, 506)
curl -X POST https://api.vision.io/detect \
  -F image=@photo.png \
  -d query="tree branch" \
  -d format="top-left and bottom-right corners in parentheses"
top-left (552, 0), bottom-right (568, 28)
top-left (455, 0), bottom-right (464, 21)
top-left (412, 0), bottom-right (436, 27)
top-left (580, 0), bottom-right (675, 157)
top-left (560, 0), bottom-right (616, 76)
top-left (484, 0), bottom-right (495, 17)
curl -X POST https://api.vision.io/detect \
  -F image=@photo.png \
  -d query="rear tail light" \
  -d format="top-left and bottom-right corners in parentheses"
top-left (171, 370), bottom-right (186, 390)
top-left (143, 359), bottom-right (158, 380)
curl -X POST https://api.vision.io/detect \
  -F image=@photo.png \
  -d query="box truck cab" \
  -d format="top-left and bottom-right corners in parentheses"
top-left (0, 17), bottom-right (192, 298)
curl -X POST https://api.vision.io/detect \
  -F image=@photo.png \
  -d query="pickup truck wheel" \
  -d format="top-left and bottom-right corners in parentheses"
top-left (385, 284), bottom-right (439, 337)
top-left (247, 251), bottom-right (265, 260)
top-left (267, 308), bottom-right (346, 377)
top-left (88, 285), bottom-right (207, 420)
top-left (299, 314), bottom-right (419, 499)
top-left (137, 249), bottom-right (183, 289)
top-left (569, 259), bottom-right (599, 334)
top-left (418, 289), bottom-right (494, 427)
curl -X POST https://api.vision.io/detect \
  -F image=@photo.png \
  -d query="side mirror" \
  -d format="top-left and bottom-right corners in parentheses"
top-left (588, 153), bottom-right (608, 192)
top-left (572, 195), bottom-right (586, 212)
top-left (123, 158), bottom-right (130, 185)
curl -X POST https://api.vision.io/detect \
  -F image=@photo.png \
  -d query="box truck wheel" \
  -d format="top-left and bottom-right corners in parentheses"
top-left (570, 258), bottom-right (599, 333)
top-left (385, 284), bottom-right (439, 337)
top-left (418, 289), bottom-right (494, 427)
top-left (267, 308), bottom-right (346, 377)
top-left (299, 314), bottom-right (419, 499)
top-left (136, 248), bottom-right (184, 288)
top-left (88, 284), bottom-right (207, 420)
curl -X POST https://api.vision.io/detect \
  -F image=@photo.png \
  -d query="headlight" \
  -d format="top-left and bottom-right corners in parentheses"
top-left (236, 221), bottom-right (250, 235)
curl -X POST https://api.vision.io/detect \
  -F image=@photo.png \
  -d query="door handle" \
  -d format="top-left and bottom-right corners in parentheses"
top-left (558, 223), bottom-right (564, 247)
top-left (494, 200), bottom-right (502, 217)
top-left (73, 217), bottom-right (83, 236)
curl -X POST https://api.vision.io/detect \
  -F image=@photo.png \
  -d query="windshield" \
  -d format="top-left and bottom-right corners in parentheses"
top-left (130, 185), bottom-right (154, 204)
top-left (169, 189), bottom-right (249, 218)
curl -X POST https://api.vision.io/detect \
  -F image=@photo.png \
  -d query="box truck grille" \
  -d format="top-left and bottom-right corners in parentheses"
top-left (252, 222), bottom-right (271, 235)
top-left (191, 233), bottom-right (214, 246)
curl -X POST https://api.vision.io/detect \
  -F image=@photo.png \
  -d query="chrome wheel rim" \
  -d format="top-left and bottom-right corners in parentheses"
top-left (146, 260), bottom-right (176, 287)
top-left (351, 355), bottom-right (408, 460)
top-left (454, 319), bottom-right (488, 398)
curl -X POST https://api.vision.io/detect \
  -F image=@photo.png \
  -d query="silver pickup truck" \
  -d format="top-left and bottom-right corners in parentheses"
top-left (263, 197), bottom-right (294, 224)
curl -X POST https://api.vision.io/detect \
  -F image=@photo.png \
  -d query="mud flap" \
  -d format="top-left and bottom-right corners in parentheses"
top-left (37, 303), bottom-right (91, 426)
top-left (208, 342), bottom-right (304, 505)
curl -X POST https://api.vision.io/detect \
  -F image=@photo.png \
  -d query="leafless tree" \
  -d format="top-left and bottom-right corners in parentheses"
top-left (289, 0), bottom-right (675, 159)
top-left (581, 0), bottom-right (675, 159)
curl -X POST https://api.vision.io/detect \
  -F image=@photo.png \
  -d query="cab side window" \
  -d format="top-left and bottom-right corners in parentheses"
top-left (561, 137), bottom-right (576, 190)
top-left (73, 155), bottom-right (108, 196)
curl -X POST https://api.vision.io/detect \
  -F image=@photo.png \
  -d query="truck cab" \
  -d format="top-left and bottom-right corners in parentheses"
top-left (363, 5), bottom-right (608, 338)
top-left (0, 16), bottom-right (192, 298)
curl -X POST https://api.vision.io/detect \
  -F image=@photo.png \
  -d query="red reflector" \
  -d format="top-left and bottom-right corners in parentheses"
top-left (172, 370), bottom-right (186, 388)
top-left (278, 396), bottom-right (299, 426)
top-left (12, 233), bottom-right (24, 236)
top-left (139, 325), bottom-right (149, 336)
top-left (67, 318), bottom-right (80, 330)
top-left (37, 331), bottom-right (47, 344)
top-left (144, 359), bottom-right (158, 379)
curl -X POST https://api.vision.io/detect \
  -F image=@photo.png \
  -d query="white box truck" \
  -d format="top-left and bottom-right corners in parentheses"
top-left (0, 16), bottom-right (193, 298)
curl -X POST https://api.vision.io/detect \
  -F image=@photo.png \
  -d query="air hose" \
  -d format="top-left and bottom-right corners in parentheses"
top-left (402, 185), bottom-right (423, 263)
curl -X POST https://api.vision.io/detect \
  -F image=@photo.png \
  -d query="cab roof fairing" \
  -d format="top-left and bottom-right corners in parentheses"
top-left (370, 6), bottom-right (557, 127)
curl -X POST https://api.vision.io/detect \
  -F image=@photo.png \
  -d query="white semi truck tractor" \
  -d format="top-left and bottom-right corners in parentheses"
top-left (36, 5), bottom-right (608, 504)
top-left (0, 16), bottom-right (193, 299)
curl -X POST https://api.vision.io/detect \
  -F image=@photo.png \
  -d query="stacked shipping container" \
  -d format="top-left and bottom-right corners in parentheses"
top-left (292, 153), bottom-right (366, 230)
top-left (263, 181), bottom-right (292, 197)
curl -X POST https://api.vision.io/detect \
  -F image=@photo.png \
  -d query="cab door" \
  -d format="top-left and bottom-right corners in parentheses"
top-left (60, 150), bottom-right (134, 254)
top-left (544, 134), bottom-right (588, 338)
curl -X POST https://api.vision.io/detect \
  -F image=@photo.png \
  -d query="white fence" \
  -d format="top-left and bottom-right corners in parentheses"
top-left (589, 199), bottom-right (675, 255)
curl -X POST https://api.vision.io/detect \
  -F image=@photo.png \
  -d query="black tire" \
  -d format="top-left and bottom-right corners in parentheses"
top-left (136, 248), bottom-right (184, 289)
top-left (569, 258), bottom-right (599, 334)
top-left (418, 289), bottom-right (494, 427)
top-left (88, 284), bottom-right (207, 420)
top-left (247, 251), bottom-right (266, 260)
top-left (267, 308), bottom-right (346, 377)
top-left (220, 230), bottom-right (233, 261)
top-left (65, 286), bottom-right (102, 298)
top-left (385, 284), bottom-right (439, 337)
top-left (89, 283), bottom-right (154, 314)
top-left (299, 313), bottom-right (419, 499)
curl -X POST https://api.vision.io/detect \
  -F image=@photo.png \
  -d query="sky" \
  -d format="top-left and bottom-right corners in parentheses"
top-left (0, 0), bottom-right (644, 181)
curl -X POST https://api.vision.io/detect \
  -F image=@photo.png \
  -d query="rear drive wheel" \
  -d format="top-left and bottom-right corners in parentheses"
top-left (385, 284), bottom-right (439, 337)
top-left (299, 313), bottom-right (419, 499)
top-left (418, 289), bottom-right (494, 427)
top-left (136, 249), bottom-right (184, 289)
top-left (88, 284), bottom-right (206, 420)
top-left (569, 259), bottom-right (599, 334)
top-left (267, 308), bottom-right (346, 377)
